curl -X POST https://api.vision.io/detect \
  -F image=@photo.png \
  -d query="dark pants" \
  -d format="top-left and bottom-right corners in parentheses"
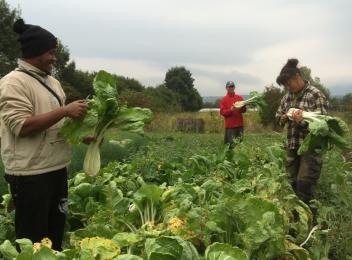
top-left (286, 149), bottom-right (322, 204)
top-left (224, 127), bottom-right (243, 147)
top-left (5, 168), bottom-right (68, 251)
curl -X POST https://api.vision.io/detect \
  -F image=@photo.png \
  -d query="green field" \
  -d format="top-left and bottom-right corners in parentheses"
top-left (1, 128), bottom-right (351, 259)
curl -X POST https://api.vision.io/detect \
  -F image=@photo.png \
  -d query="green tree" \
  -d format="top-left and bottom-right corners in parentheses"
top-left (259, 84), bottom-right (285, 130)
top-left (60, 61), bottom-right (95, 102)
top-left (0, 0), bottom-right (21, 77)
top-left (119, 85), bottom-right (183, 113)
top-left (145, 85), bottom-right (183, 112)
top-left (164, 66), bottom-right (203, 111)
top-left (116, 75), bottom-right (144, 93)
top-left (53, 42), bottom-right (70, 81)
top-left (300, 66), bottom-right (330, 99)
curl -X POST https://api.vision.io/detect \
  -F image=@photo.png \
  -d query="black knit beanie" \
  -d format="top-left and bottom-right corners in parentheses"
top-left (13, 19), bottom-right (57, 58)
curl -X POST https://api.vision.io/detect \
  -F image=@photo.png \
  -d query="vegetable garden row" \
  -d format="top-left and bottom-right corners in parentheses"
top-left (0, 70), bottom-right (351, 259)
top-left (1, 133), bottom-right (351, 259)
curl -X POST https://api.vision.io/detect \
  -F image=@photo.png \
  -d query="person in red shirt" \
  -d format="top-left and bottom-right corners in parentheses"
top-left (220, 81), bottom-right (246, 146)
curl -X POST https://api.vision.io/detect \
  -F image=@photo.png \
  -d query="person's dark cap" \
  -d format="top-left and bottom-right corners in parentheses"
top-left (226, 81), bottom-right (235, 87)
top-left (13, 19), bottom-right (57, 58)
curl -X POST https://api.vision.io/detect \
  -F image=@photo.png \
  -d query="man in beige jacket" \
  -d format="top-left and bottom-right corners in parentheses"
top-left (0, 19), bottom-right (87, 250)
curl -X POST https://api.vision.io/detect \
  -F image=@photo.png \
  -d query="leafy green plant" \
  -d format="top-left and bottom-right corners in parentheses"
top-left (205, 243), bottom-right (248, 260)
top-left (145, 236), bottom-right (199, 260)
top-left (132, 184), bottom-right (164, 228)
top-left (61, 70), bottom-right (152, 176)
top-left (287, 108), bottom-right (350, 155)
top-left (234, 91), bottom-right (267, 111)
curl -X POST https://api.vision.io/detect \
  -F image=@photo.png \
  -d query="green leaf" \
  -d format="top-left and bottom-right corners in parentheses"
top-left (33, 246), bottom-right (58, 260)
top-left (288, 110), bottom-right (351, 155)
top-left (15, 238), bottom-right (33, 251)
top-left (285, 240), bottom-right (311, 260)
top-left (0, 240), bottom-right (19, 259)
top-left (145, 236), bottom-right (199, 260)
top-left (17, 247), bottom-right (35, 260)
top-left (73, 183), bottom-right (93, 197)
top-left (117, 254), bottom-right (143, 260)
top-left (205, 221), bottom-right (226, 233)
top-left (112, 232), bottom-right (144, 248)
top-left (113, 107), bottom-right (153, 134)
top-left (61, 70), bottom-right (152, 176)
top-left (134, 184), bottom-right (164, 204)
top-left (93, 70), bottom-right (117, 101)
top-left (78, 237), bottom-right (120, 259)
top-left (145, 237), bottom-right (182, 260)
top-left (205, 243), bottom-right (248, 260)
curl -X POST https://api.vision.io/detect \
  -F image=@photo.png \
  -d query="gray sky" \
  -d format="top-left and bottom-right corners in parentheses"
top-left (7, 0), bottom-right (352, 96)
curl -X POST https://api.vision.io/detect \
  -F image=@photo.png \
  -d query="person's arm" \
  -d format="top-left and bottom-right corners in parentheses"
top-left (314, 91), bottom-right (329, 115)
top-left (19, 100), bottom-right (87, 137)
top-left (239, 96), bottom-right (247, 113)
top-left (293, 90), bottom-right (328, 126)
top-left (220, 98), bottom-right (234, 117)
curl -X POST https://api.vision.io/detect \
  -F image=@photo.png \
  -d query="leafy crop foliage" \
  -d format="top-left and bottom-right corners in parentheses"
top-left (287, 108), bottom-right (350, 155)
top-left (234, 91), bottom-right (267, 112)
top-left (0, 133), bottom-right (351, 259)
top-left (61, 70), bottom-right (152, 176)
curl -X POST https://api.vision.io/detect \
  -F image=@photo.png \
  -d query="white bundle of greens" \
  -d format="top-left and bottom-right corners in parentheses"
top-left (233, 91), bottom-right (266, 111)
top-left (287, 108), bottom-right (350, 155)
top-left (61, 70), bottom-right (152, 176)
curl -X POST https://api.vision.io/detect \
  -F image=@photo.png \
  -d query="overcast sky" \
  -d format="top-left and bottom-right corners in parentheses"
top-left (7, 0), bottom-right (352, 96)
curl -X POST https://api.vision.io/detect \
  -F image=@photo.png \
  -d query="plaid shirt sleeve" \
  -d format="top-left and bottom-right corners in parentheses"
top-left (276, 94), bottom-right (289, 126)
top-left (314, 91), bottom-right (329, 115)
top-left (283, 84), bottom-right (329, 150)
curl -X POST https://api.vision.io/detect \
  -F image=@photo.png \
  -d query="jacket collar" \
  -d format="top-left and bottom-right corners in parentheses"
top-left (17, 59), bottom-right (48, 78)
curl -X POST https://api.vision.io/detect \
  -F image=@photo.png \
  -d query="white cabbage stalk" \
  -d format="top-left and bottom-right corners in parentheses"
top-left (286, 108), bottom-right (320, 121)
top-left (233, 91), bottom-right (265, 109)
top-left (233, 100), bottom-right (246, 108)
top-left (83, 141), bottom-right (101, 176)
top-left (83, 121), bottom-right (111, 176)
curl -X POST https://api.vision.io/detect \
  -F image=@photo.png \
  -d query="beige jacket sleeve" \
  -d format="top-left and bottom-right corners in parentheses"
top-left (0, 78), bottom-right (34, 136)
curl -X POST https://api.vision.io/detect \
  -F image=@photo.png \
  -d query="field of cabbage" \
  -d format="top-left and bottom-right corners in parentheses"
top-left (0, 132), bottom-right (351, 259)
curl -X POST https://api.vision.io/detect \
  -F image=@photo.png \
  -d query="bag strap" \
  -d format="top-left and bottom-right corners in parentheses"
top-left (17, 69), bottom-right (63, 107)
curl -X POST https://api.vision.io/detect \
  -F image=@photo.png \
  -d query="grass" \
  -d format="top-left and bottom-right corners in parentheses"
top-left (146, 110), bottom-right (266, 133)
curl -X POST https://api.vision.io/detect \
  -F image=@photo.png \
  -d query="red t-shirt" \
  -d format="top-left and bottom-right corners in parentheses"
top-left (220, 93), bottom-right (246, 128)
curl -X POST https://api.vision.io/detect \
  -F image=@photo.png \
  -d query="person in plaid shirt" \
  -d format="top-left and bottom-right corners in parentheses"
top-left (275, 58), bottom-right (328, 221)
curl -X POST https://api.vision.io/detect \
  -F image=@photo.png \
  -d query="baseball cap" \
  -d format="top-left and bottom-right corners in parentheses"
top-left (226, 81), bottom-right (235, 87)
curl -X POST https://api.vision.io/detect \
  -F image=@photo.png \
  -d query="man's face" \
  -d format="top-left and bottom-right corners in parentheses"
top-left (34, 48), bottom-right (57, 74)
top-left (226, 85), bottom-right (235, 94)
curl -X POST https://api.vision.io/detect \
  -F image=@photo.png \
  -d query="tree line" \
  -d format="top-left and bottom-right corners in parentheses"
top-left (0, 0), bottom-right (203, 112)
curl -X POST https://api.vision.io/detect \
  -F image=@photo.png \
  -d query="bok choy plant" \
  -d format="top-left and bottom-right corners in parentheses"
top-left (287, 108), bottom-right (350, 155)
top-left (234, 91), bottom-right (266, 111)
top-left (61, 70), bottom-right (152, 176)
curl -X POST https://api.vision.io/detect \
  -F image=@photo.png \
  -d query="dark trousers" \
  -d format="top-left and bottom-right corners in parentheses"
top-left (224, 127), bottom-right (244, 147)
top-left (286, 149), bottom-right (322, 204)
top-left (5, 168), bottom-right (68, 251)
